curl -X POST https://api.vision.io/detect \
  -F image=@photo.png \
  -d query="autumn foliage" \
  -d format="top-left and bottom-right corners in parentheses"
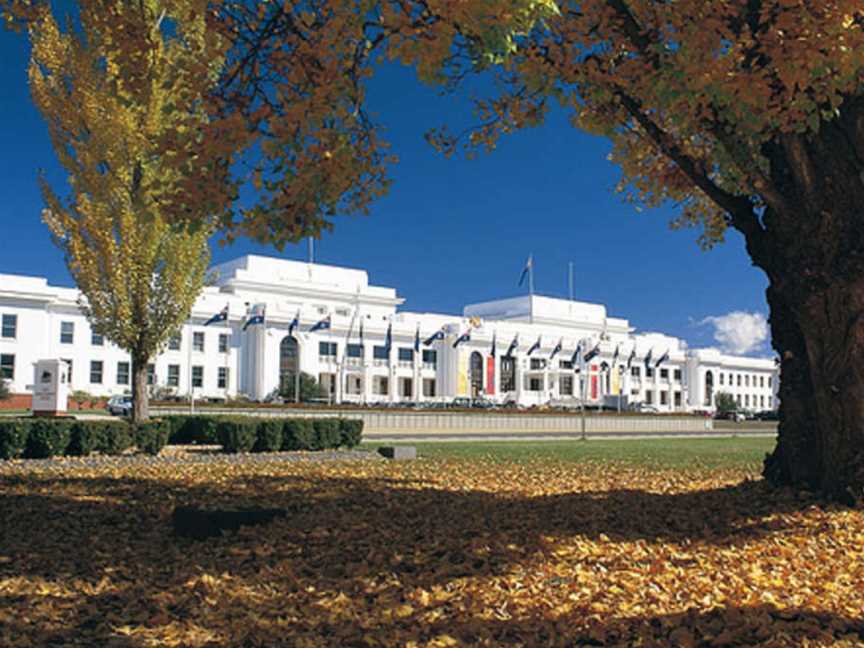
top-left (1, 453), bottom-right (863, 646)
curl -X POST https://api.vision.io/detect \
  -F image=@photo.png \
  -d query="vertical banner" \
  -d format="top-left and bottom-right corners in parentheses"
top-left (591, 364), bottom-right (599, 400)
top-left (486, 357), bottom-right (496, 395)
top-left (457, 352), bottom-right (469, 396)
top-left (611, 366), bottom-right (620, 395)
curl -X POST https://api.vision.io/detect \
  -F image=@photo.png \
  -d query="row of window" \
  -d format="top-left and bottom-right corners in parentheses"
top-left (322, 342), bottom-right (438, 365)
top-left (718, 371), bottom-right (772, 390)
top-left (48, 322), bottom-right (232, 354)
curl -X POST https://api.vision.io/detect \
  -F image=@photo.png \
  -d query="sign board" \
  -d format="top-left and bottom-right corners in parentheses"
top-left (32, 359), bottom-right (70, 415)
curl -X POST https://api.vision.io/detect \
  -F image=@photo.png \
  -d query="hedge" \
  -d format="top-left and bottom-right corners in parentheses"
top-left (0, 415), bottom-right (363, 460)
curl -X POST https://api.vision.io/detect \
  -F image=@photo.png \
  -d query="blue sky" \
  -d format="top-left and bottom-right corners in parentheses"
top-left (0, 22), bottom-right (770, 355)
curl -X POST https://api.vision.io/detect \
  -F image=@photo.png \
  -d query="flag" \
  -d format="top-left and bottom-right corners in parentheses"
top-left (518, 254), bottom-right (533, 287)
top-left (570, 342), bottom-right (582, 365)
top-left (505, 333), bottom-right (519, 357)
top-left (627, 347), bottom-right (636, 368)
top-left (385, 322), bottom-right (392, 354)
top-left (550, 337), bottom-right (563, 359)
top-left (242, 304), bottom-right (265, 331)
top-left (288, 310), bottom-right (300, 337)
top-left (644, 348), bottom-right (653, 370)
top-left (490, 331), bottom-right (497, 358)
top-left (423, 327), bottom-right (445, 346)
top-left (655, 349), bottom-right (670, 368)
top-left (584, 341), bottom-right (601, 362)
top-left (309, 315), bottom-right (331, 333)
top-left (612, 344), bottom-right (620, 366)
top-left (359, 319), bottom-right (364, 344)
top-left (527, 336), bottom-right (541, 356)
top-left (414, 325), bottom-right (420, 353)
top-left (453, 330), bottom-right (471, 348)
top-left (204, 304), bottom-right (228, 327)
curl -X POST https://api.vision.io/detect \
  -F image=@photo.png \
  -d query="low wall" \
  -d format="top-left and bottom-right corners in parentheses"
top-left (153, 407), bottom-right (714, 436)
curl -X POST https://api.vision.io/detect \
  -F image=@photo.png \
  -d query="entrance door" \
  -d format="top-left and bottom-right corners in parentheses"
top-left (470, 352), bottom-right (484, 397)
top-left (279, 336), bottom-right (300, 398)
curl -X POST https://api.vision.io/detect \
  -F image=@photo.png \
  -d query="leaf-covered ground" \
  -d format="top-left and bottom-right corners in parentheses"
top-left (1, 448), bottom-right (862, 647)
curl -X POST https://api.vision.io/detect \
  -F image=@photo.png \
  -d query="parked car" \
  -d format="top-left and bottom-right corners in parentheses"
top-left (755, 410), bottom-right (779, 421)
top-left (106, 395), bottom-right (132, 416)
top-left (715, 410), bottom-right (746, 422)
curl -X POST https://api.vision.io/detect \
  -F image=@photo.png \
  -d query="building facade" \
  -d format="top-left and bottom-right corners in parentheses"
top-left (0, 255), bottom-right (779, 412)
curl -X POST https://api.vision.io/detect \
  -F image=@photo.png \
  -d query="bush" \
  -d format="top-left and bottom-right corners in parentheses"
top-left (98, 422), bottom-right (134, 455)
top-left (338, 418), bottom-right (364, 448)
top-left (217, 418), bottom-right (257, 453)
top-left (24, 419), bottom-right (73, 458)
top-left (135, 420), bottom-right (170, 455)
top-left (166, 415), bottom-right (220, 445)
top-left (0, 419), bottom-right (30, 459)
top-left (253, 418), bottom-right (283, 453)
top-left (282, 418), bottom-right (315, 450)
top-left (68, 421), bottom-right (106, 456)
top-left (312, 418), bottom-right (341, 451)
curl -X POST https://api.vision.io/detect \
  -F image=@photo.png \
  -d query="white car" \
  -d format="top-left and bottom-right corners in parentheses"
top-left (106, 395), bottom-right (133, 416)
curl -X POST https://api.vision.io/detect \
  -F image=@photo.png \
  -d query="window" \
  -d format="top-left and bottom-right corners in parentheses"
top-left (674, 392), bottom-right (682, 407)
top-left (736, 394), bottom-right (741, 405)
top-left (167, 364), bottom-right (180, 387)
top-left (423, 378), bottom-right (436, 397)
top-left (660, 368), bottom-right (669, 380)
top-left (400, 377), bottom-right (413, 398)
top-left (89, 361), bottom-right (103, 384)
top-left (737, 374), bottom-right (742, 387)
top-left (719, 373), bottom-right (725, 385)
top-left (530, 358), bottom-right (546, 370)
top-left (373, 345), bottom-right (389, 360)
top-left (422, 350), bottom-right (437, 366)
top-left (560, 375), bottom-right (574, 396)
top-left (193, 332), bottom-right (205, 352)
top-left (63, 359), bottom-right (73, 383)
top-left (1, 314), bottom-right (17, 338)
top-left (528, 377), bottom-right (543, 391)
top-left (500, 356), bottom-right (516, 392)
top-left (191, 365), bottom-right (203, 388)
top-left (60, 321), bottom-right (74, 344)
top-left (745, 394), bottom-right (750, 407)
top-left (646, 367), bottom-right (654, 379)
top-left (147, 364), bottom-right (155, 386)
top-left (117, 362), bottom-right (130, 386)
top-left (218, 367), bottom-right (229, 389)
top-left (559, 360), bottom-right (573, 370)
top-left (760, 395), bottom-right (765, 408)
top-left (319, 341), bottom-right (337, 357)
top-left (631, 366), bottom-right (641, 378)
top-left (398, 348), bottom-right (414, 362)
top-left (218, 334), bottom-right (229, 353)
top-left (645, 391), bottom-right (654, 405)
top-left (0, 354), bottom-right (14, 380)
top-left (759, 376), bottom-right (765, 388)
top-left (335, 308), bottom-right (350, 317)
top-left (745, 375), bottom-right (750, 387)
top-left (168, 334), bottom-right (181, 351)
top-left (660, 391), bottom-right (668, 405)
top-left (768, 377), bottom-right (773, 389)
top-left (91, 332), bottom-right (104, 346)
top-left (673, 369), bottom-right (682, 382)
top-left (373, 375), bottom-right (389, 395)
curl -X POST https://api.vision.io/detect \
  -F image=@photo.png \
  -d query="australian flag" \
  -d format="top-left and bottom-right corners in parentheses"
top-left (627, 347), bottom-right (636, 368)
top-left (505, 333), bottom-right (519, 357)
top-left (288, 310), bottom-right (300, 337)
top-left (644, 348), bottom-right (653, 370)
top-left (242, 304), bottom-right (265, 331)
top-left (309, 315), bottom-right (331, 333)
top-left (204, 304), bottom-right (228, 327)
top-left (414, 325), bottom-right (420, 353)
top-left (385, 322), bottom-right (393, 354)
top-left (423, 327), bottom-right (445, 346)
top-left (490, 332), bottom-right (497, 358)
top-left (527, 336), bottom-right (541, 356)
top-left (550, 338), bottom-right (563, 359)
top-left (612, 344), bottom-right (620, 367)
top-left (452, 330), bottom-right (471, 348)
top-left (584, 341), bottom-right (601, 363)
top-left (518, 254), bottom-right (533, 286)
top-left (655, 349), bottom-right (670, 368)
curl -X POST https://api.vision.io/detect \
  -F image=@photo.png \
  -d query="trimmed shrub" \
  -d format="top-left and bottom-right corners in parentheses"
top-left (24, 419), bottom-right (73, 458)
top-left (0, 419), bottom-right (30, 460)
top-left (98, 422), bottom-right (134, 455)
top-left (68, 421), bottom-right (107, 456)
top-left (312, 418), bottom-right (341, 451)
top-left (282, 418), bottom-right (315, 451)
top-left (135, 420), bottom-right (170, 456)
top-left (338, 418), bottom-right (364, 448)
top-left (253, 418), bottom-right (283, 453)
top-left (166, 415), bottom-right (220, 445)
top-left (217, 418), bottom-right (257, 453)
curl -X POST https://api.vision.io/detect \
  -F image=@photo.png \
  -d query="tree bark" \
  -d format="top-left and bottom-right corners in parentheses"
top-left (131, 354), bottom-right (150, 423)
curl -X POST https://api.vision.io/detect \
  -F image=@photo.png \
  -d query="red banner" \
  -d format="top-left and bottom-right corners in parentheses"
top-left (591, 364), bottom-right (598, 400)
top-left (487, 357), bottom-right (496, 395)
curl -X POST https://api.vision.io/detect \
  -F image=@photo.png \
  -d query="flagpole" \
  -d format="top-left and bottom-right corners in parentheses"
top-left (308, 237), bottom-right (314, 264)
top-left (187, 316), bottom-right (194, 414)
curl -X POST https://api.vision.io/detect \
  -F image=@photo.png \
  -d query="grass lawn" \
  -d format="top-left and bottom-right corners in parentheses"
top-left (1, 441), bottom-right (861, 647)
top-left (362, 436), bottom-right (776, 470)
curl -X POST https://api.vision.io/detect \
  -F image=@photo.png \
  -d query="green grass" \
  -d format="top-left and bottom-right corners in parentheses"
top-left (362, 437), bottom-right (776, 470)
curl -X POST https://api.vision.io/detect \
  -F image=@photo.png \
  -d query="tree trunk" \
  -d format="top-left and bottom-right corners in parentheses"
top-left (757, 111), bottom-right (864, 503)
top-left (131, 354), bottom-right (150, 423)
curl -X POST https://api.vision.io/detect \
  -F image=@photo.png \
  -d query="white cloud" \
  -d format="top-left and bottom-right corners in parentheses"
top-left (698, 311), bottom-right (769, 355)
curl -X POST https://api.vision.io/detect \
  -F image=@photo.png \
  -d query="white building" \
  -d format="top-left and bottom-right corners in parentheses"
top-left (0, 255), bottom-right (779, 412)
